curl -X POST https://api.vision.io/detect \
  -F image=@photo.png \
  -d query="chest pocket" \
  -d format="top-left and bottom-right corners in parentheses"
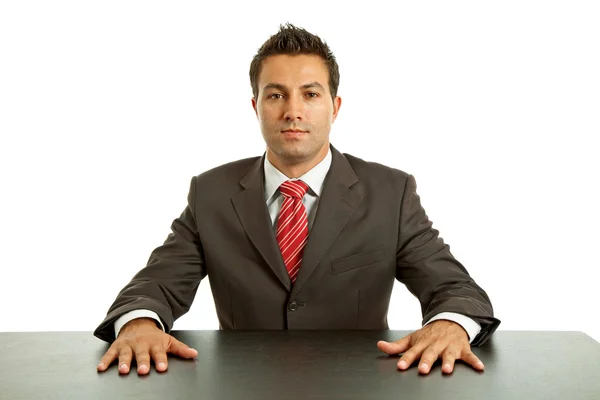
top-left (331, 246), bottom-right (385, 275)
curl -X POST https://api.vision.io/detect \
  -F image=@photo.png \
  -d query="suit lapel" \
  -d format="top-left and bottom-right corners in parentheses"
top-left (231, 155), bottom-right (291, 292)
top-left (291, 146), bottom-right (362, 297)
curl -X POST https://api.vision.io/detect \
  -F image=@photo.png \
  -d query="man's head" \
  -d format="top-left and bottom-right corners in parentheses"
top-left (250, 23), bottom-right (342, 176)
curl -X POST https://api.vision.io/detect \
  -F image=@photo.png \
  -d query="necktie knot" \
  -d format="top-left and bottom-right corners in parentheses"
top-left (279, 180), bottom-right (309, 199)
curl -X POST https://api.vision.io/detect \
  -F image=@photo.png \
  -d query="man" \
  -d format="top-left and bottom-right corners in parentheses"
top-left (95, 23), bottom-right (501, 377)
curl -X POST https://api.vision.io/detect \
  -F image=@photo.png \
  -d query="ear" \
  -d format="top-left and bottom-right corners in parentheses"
top-left (332, 96), bottom-right (342, 122)
top-left (251, 97), bottom-right (259, 118)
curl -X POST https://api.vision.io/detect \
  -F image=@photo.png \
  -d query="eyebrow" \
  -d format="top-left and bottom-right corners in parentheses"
top-left (262, 81), bottom-right (326, 92)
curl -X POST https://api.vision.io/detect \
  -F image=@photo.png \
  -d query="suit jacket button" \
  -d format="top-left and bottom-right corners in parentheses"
top-left (288, 301), bottom-right (298, 311)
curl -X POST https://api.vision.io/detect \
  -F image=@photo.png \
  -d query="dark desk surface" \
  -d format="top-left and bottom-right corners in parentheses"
top-left (1, 330), bottom-right (599, 400)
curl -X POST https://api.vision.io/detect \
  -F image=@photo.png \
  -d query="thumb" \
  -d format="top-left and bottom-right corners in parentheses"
top-left (167, 337), bottom-right (199, 359)
top-left (377, 335), bottom-right (411, 355)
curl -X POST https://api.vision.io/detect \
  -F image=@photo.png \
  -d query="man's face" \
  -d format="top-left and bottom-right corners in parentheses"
top-left (252, 54), bottom-right (341, 165)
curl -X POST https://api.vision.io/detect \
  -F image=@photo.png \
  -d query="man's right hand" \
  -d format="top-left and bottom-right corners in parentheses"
top-left (96, 317), bottom-right (198, 375)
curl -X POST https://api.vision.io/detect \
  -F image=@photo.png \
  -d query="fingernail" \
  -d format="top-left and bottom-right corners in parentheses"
top-left (420, 363), bottom-right (429, 370)
top-left (158, 362), bottom-right (166, 369)
top-left (399, 360), bottom-right (407, 369)
top-left (97, 362), bottom-right (105, 369)
top-left (119, 363), bottom-right (127, 370)
top-left (444, 363), bottom-right (451, 370)
top-left (476, 361), bottom-right (484, 369)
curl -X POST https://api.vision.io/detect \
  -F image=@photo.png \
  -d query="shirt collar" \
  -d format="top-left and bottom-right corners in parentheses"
top-left (264, 147), bottom-right (332, 202)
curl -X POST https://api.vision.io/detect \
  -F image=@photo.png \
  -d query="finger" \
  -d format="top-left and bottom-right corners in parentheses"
top-left (417, 344), bottom-right (445, 375)
top-left (97, 347), bottom-right (119, 372)
top-left (462, 349), bottom-right (485, 371)
top-left (134, 348), bottom-right (151, 375)
top-left (397, 340), bottom-right (429, 371)
top-left (377, 334), bottom-right (411, 356)
top-left (441, 346), bottom-right (461, 374)
top-left (150, 344), bottom-right (169, 372)
top-left (166, 337), bottom-right (198, 359)
top-left (117, 346), bottom-right (133, 374)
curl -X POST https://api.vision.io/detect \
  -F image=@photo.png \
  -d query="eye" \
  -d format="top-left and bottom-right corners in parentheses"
top-left (268, 93), bottom-right (284, 100)
top-left (306, 92), bottom-right (319, 98)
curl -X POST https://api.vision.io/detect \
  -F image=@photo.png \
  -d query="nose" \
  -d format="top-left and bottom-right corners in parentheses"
top-left (282, 95), bottom-right (304, 122)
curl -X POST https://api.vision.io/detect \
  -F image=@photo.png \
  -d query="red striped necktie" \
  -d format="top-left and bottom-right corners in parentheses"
top-left (276, 180), bottom-right (309, 283)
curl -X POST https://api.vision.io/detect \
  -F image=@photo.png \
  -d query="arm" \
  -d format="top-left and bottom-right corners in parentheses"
top-left (114, 309), bottom-right (165, 338)
top-left (395, 174), bottom-right (500, 347)
top-left (94, 176), bottom-right (207, 343)
top-left (424, 312), bottom-right (481, 344)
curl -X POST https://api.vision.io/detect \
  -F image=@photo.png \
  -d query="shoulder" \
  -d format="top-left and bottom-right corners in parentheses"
top-left (184, 156), bottom-right (262, 203)
top-left (339, 152), bottom-right (419, 206)
top-left (342, 152), bottom-right (411, 185)
top-left (193, 156), bottom-right (261, 183)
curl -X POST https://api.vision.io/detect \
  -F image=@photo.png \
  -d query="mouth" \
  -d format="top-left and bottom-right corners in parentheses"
top-left (281, 129), bottom-right (308, 139)
top-left (281, 129), bottom-right (307, 134)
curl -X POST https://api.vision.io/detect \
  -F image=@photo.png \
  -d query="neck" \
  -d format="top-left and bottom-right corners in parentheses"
top-left (267, 144), bottom-right (329, 178)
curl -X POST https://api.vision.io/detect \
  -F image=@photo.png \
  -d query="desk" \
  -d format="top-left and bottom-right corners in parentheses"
top-left (1, 330), bottom-right (598, 399)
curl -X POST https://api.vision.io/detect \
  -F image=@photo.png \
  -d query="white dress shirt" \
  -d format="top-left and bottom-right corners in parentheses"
top-left (115, 148), bottom-right (481, 343)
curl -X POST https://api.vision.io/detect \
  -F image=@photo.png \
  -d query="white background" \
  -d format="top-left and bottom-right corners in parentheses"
top-left (1, 1), bottom-right (598, 343)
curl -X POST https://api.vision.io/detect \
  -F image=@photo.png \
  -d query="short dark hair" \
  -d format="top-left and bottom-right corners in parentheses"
top-left (249, 23), bottom-right (340, 102)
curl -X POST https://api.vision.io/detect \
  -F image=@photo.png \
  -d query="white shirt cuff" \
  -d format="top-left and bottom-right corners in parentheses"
top-left (424, 312), bottom-right (482, 344)
top-left (114, 309), bottom-right (165, 338)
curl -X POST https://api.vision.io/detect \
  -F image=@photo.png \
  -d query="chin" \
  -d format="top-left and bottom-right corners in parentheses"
top-left (267, 137), bottom-right (326, 161)
top-left (273, 145), bottom-right (313, 161)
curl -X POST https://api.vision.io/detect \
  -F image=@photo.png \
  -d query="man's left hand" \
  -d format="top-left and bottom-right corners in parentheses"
top-left (377, 320), bottom-right (484, 374)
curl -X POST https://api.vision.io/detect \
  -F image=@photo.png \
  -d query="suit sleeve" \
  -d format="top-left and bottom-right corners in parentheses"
top-left (395, 174), bottom-right (501, 346)
top-left (93, 176), bottom-right (207, 343)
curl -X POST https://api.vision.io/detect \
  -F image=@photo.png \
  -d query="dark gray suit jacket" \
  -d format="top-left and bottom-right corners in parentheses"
top-left (94, 145), bottom-right (501, 346)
